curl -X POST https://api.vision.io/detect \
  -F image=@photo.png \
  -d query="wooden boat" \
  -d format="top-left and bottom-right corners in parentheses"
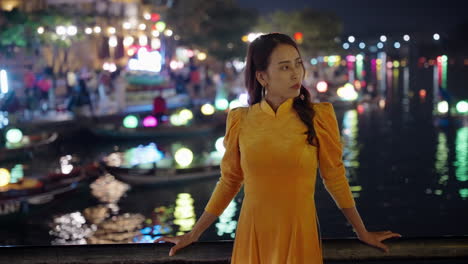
top-left (0, 132), bottom-right (58, 162)
top-left (102, 163), bottom-right (220, 186)
top-left (0, 163), bottom-right (100, 218)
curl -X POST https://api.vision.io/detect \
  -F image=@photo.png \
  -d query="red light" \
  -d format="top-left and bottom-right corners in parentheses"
top-left (151, 13), bottom-right (160, 22)
top-left (357, 104), bottom-right (365, 114)
top-left (294, 32), bottom-right (303, 44)
top-left (419, 89), bottom-right (427, 98)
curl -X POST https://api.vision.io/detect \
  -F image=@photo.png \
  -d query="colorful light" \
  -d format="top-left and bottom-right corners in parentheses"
top-left (419, 89), bottom-right (427, 99)
top-left (164, 29), bottom-right (173, 37)
top-left (293, 32), bottom-right (303, 44)
top-left (151, 13), bottom-right (161, 22)
top-left (377, 42), bottom-right (384, 49)
top-left (359, 42), bottom-right (366, 49)
top-left (174, 148), bottom-right (194, 167)
top-left (0, 168), bottom-right (11, 187)
top-left (5, 128), bottom-right (23, 144)
top-left (143, 116), bottom-right (158, 127)
top-left (215, 137), bottom-right (225, 154)
top-left (197, 52), bottom-right (207, 61)
top-left (437, 101), bottom-right (449, 114)
top-left (0, 69), bottom-right (8, 94)
top-left (155, 21), bottom-right (166, 32)
top-left (179, 109), bottom-right (193, 121)
top-left (201, 104), bottom-right (215, 115)
top-left (169, 114), bottom-right (186, 126)
top-left (316, 81), bottom-right (328, 93)
top-left (456, 101), bottom-right (468, 114)
top-left (343, 43), bottom-right (350, 49)
top-left (123, 115), bottom-right (139, 128)
top-left (337, 83), bottom-right (358, 101)
top-left (229, 99), bottom-right (242, 109)
top-left (215, 98), bottom-right (229, 110)
top-left (394, 42), bottom-right (401, 49)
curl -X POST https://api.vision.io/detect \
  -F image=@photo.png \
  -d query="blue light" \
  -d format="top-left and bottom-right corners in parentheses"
top-left (394, 42), bottom-right (401, 49)
top-left (310, 58), bottom-right (318, 65)
top-left (359, 42), bottom-right (366, 49)
top-left (342, 43), bottom-right (350, 49)
top-left (377, 42), bottom-right (384, 49)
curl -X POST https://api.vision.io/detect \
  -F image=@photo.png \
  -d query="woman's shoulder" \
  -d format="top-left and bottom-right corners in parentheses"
top-left (310, 102), bottom-right (334, 114)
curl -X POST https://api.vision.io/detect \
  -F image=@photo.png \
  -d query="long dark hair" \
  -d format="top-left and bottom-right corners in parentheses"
top-left (244, 33), bottom-right (316, 145)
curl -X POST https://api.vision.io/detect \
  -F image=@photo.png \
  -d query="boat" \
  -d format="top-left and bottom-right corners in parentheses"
top-left (0, 163), bottom-right (100, 220)
top-left (0, 132), bottom-right (58, 162)
top-left (102, 162), bottom-right (220, 186)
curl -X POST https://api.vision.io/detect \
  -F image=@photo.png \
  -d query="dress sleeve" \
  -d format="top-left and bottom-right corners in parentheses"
top-left (314, 103), bottom-right (356, 209)
top-left (205, 108), bottom-right (245, 216)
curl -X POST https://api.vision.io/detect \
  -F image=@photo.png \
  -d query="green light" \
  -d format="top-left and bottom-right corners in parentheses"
top-left (350, 186), bottom-right (362, 192)
top-left (123, 115), bottom-right (139, 128)
top-left (356, 54), bottom-right (364, 61)
top-left (456, 101), bottom-right (468, 114)
top-left (460, 189), bottom-right (468, 199)
top-left (441, 55), bottom-right (448, 89)
top-left (455, 127), bottom-right (468, 182)
top-left (393, 61), bottom-right (400, 68)
top-left (155, 21), bottom-right (166, 32)
top-left (441, 55), bottom-right (448, 62)
top-left (215, 98), bottom-right (229, 110)
top-left (5, 128), bottom-right (23, 143)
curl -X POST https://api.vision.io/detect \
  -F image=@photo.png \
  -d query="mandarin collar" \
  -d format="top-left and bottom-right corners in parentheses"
top-left (260, 97), bottom-right (295, 117)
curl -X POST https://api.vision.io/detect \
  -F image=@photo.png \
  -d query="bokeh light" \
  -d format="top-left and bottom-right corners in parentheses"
top-left (6, 128), bottom-right (23, 143)
top-left (143, 116), bottom-right (158, 127)
top-left (174, 148), bottom-right (194, 167)
top-left (201, 104), bottom-right (215, 115)
top-left (0, 168), bottom-right (11, 187)
top-left (123, 115), bottom-right (139, 128)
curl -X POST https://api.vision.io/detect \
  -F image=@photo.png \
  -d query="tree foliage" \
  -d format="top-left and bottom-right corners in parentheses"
top-left (254, 9), bottom-right (343, 56)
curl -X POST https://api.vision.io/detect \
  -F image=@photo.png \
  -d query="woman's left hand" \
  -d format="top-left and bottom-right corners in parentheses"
top-left (357, 230), bottom-right (402, 253)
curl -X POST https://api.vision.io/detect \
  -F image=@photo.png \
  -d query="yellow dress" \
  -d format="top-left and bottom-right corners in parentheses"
top-left (205, 98), bottom-right (356, 264)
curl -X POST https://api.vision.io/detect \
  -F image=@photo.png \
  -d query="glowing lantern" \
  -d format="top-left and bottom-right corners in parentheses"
top-left (456, 101), bottom-right (468, 114)
top-left (123, 115), bottom-right (139, 128)
top-left (174, 148), bottom-right (194, 167)
top-left (6, 128), bottom-right (23, 144)
top-left (0, 168), bottom-right (10, 187)
top-left (143, 116), bottom-right (158, 127)
top-left (437, 101), bottom-right (449, 114)
top-left (316, 81), bottom-right (328, 93)
top-left (215, 98), bottom-right (229, 110)
top-left (293, 32), bottom-right (303, 44)
top-left (201, 104), bottom-right (215, 115)
top-left (179, 109), bottom-right (193, 121)
top-left (155, 21), bottom-right (166, 32)
top-left (215, 137), bottom-right (225, 154)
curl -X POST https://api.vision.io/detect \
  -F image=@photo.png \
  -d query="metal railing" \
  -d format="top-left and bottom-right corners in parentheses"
top-left (1, 237), bottom-right (467, 264)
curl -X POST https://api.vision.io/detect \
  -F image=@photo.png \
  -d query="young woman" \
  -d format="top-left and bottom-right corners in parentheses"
top-left (155, 33), bottom-right (401, 263)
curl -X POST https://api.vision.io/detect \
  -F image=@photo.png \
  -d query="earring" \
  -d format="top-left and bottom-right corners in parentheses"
top-left (300, 94), bottom-right (305, 100)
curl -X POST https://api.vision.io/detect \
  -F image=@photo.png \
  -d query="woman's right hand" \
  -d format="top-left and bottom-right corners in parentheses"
top-left (154, 232), bottom-right (199, 256)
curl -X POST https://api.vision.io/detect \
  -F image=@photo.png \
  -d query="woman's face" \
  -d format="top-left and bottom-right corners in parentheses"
top-left (256, 44), bottom-right (304, 100)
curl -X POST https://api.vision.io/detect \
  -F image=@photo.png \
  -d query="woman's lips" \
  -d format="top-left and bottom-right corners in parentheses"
top-left (291, 84), bottom-right (300, 89)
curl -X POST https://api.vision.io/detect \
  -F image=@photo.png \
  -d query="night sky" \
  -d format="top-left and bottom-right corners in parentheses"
top-left (236, 0), bottom-right (468, 35)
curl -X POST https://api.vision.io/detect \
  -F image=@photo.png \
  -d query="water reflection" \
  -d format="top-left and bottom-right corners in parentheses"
top-left (455, 127), bottom-right (468, 183)
top-left (174, 193), bottom-right (196, 236)
top-left (432, 132), bottom-right (449, 196)
top-left (216, 200), bottom-right (238, 239)
top-left (341, 109), bottom-right (362, 198)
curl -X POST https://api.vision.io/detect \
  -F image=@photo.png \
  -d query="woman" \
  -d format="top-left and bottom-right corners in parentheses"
top-left (155, 33), bottom-right (401, 263)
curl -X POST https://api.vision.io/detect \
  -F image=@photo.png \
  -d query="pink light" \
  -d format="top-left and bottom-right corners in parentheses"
top-left (143, 116), bottom-right (158, 127)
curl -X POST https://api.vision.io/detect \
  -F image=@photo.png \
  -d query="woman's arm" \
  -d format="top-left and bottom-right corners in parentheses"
top-left (341, 206), bottom-right (402, 253)
top-left (188, 210), bottom-right (218, 240)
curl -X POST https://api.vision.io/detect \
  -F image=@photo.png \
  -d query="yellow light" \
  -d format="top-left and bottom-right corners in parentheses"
top-left (179, 109), bottom-right (193, 121)
top-left (174, 148), bottom-right (194, 167)
top-left (197, 52), bottom-right (207, 61)
top-left (108, 27), bottom-right (116, 35)
top-left (0, 168), bottom-right (11, 187)
top-left (164, 29), bottom-right (173, 37)
top-left (94, 26), bottom-right (101, 34)
top-left (201, 104), bottom-right (215, 115)
top-left (393, 60), bottom-right (400, 68)
top-left (242, 35), bottom-right (248, 42)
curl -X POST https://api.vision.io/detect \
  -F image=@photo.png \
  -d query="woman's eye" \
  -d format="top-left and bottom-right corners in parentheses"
top-left (281, 66), bottom-right (289, 70)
